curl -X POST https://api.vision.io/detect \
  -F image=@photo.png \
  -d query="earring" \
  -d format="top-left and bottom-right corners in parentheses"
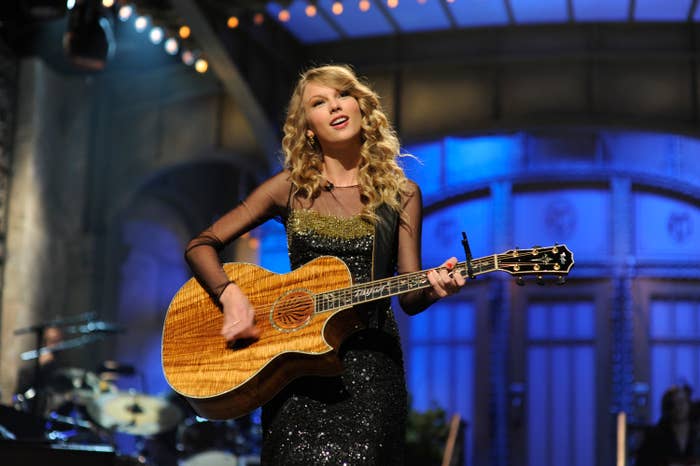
top-left (306, 131), bottom-right (316, 148)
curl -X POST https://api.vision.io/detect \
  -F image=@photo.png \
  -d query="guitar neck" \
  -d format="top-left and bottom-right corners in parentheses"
top-left (315, 256), bottom-right (497, 313)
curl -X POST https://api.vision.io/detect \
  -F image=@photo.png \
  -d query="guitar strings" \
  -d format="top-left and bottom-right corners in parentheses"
top-left (244, 251), bottom-right (564, 320)
top-left (243, 256), bottom-right (500, 321)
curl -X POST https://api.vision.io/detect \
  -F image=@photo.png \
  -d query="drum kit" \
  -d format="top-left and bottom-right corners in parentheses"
top-left (2, 314), bottom-right (261, 466)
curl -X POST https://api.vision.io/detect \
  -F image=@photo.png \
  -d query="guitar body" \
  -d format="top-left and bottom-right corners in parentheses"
top-left (161, 256), bottom-right (365, 420)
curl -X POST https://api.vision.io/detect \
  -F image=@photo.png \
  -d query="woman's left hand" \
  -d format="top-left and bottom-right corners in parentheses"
top-left (426, 257), bottom-right (467, 299)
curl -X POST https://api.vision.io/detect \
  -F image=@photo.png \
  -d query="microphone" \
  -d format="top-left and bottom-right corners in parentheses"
top-left (324, 181), bottom-right (335, 192)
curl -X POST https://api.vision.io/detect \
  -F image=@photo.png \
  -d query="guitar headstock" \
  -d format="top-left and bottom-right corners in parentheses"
top-left (496, 244), bottom-right (574, 280)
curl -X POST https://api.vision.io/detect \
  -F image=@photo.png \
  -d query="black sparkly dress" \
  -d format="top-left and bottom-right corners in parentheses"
top-left (184, 171), bottom-right (429, 466)
top-left (259, 209), bottom-right (407, 465)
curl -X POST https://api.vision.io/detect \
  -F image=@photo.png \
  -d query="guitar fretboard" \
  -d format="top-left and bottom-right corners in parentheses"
top-left (315, 256), bottom-right (497, 313)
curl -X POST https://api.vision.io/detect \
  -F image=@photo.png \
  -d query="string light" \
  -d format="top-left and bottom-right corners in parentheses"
top-left (102, 0), bottom-right (114, 7)
top-left (331, 1), bottom-right (343, 15)
top-left (118, 4), bottom-right (133, 21)
top-left (149, 26), bottom-right (164, 44)
top-left (227, 16), bottom-right (239, 28)
top-left (253, 12), bottom-right (265, 25)
top-left (387, 0), bottom-right (398, 8)
top-left (134, 15), bottom-right (148, 32)
top-left (359, 0), bottom-right (370, 11)
top-left (305, 4), bottom-right (317, 17)
top-left (194, 58), bottom-right (208, 73)
top-left (181, 49), bottom-right (195, 66)
top-left (178, 25), bottom-right (191, 39)
top-left (278, 9), bottom-right (291, 22)
top-left (164, 38), bottom-right (179, 55)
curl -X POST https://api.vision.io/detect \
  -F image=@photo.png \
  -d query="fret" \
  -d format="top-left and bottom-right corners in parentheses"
top-left (313, 246), bottom-right (572, 313)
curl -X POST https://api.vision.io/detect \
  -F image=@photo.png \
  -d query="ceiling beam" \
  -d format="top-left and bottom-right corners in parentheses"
top-left (689, 0), bottom-right (699, 20)
top-left (503, 0), bottom-right (516, 25)
top-left (371, 0), bottom-right (402, 34)
top-left (437, 0), bottom-right (459, 29)
top-left (628, 0), bottom-right (636, 21)
top-left (316, 3), bottom-right (350, 39)
top-left (169, 0), bottom-right (279, 170)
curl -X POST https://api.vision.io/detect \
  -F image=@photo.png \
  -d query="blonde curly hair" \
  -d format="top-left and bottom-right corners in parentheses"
top-left (281, 64), bottom-right (411, 222)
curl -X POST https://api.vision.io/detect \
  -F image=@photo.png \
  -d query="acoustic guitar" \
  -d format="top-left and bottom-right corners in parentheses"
top-left (161, 245), bottom-right (574, 420)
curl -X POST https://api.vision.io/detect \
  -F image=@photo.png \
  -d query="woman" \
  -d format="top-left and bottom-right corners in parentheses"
top-left (636, 385), bottom-right (700, 466)
top-left (184, 64), bottom-right (466, 465)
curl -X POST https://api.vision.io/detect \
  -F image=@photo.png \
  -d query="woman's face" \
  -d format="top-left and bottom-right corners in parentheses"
top-left (302, 81), bottom-right (362, 151)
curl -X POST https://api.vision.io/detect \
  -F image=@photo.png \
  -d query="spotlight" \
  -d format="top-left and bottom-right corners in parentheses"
top-left (63, 0), bottom-right (115, 71)
top-left (134, 15), bottom-right (148, 32)
top-left (149, 26), bottom-right (164, 44)
top-left (23, 0), bottom-right (67, 20)
top-left (117, 4), bottom-right (132, 21)
top-left (164, 38), bottom-right (179, 55)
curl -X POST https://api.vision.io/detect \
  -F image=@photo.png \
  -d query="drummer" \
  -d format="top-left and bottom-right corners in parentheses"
top-left (15, 325), bottom-right (68, 415)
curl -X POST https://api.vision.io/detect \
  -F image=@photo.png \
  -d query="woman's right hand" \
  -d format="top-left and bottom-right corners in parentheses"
top-left (219, 283), bottom-right (261, 343)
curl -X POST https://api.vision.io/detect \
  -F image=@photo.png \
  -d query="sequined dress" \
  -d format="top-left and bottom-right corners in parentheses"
top-left (184, 171), bottom-right (430, 466)
top-left (259, 209), bottom-right (407, 465)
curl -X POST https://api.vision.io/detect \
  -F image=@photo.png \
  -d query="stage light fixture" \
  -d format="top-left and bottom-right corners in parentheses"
top-left (23, 0), bottom-right (67, 20)
top-left (63, 0), bottom-right (116, 71)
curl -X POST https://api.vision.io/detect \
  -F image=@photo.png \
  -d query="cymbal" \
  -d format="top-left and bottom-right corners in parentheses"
top-left (86, 391), bottom-right (183, 436)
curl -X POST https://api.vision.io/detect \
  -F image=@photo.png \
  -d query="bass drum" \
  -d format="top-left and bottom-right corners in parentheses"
top-left (180, 450), bottom-right (237, 466)
top-left (177, 418), bottom-right (239, 466)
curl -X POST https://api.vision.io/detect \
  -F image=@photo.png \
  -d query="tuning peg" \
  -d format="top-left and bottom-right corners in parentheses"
top-left (516, 277), bottom-right (525, 286)
top-left (557, 275), bottom-right (566, 285)
top-left (536, 275), bottom-right (544, 286)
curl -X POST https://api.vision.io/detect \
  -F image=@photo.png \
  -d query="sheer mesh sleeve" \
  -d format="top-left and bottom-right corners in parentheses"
top-left (396, 181), bottom-right (438, 315)
top-left (184, 171), bottom-right (292, 300)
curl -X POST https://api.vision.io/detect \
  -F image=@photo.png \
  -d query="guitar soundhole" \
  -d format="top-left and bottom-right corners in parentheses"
top-left (272, 291), bottom-right (314, 330)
